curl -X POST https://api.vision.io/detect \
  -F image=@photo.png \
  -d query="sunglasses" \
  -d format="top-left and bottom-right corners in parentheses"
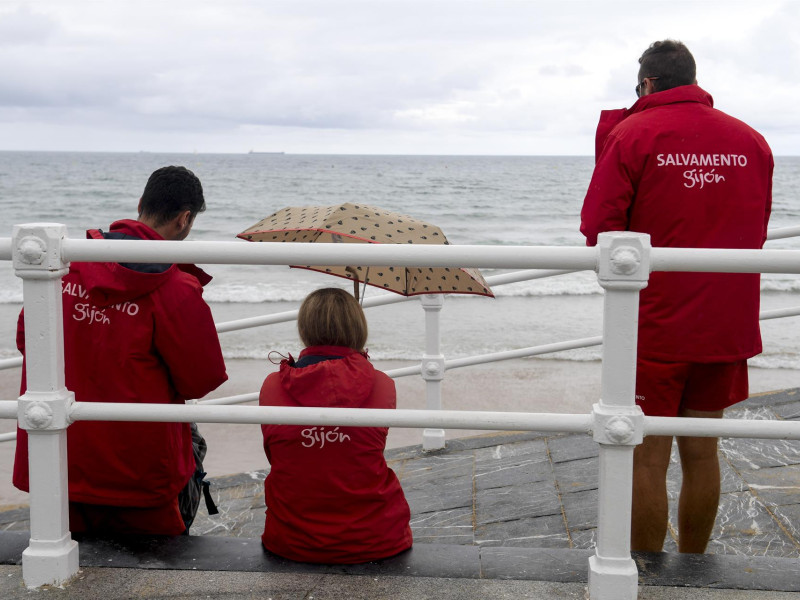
top-left (635, 76), bottom-right (660, 98)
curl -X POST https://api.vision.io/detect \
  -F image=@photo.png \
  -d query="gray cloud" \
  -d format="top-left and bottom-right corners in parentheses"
top-left (0, 4), bottom-right (57, 46)
top-left (0, 1), bottom-right (796, 154)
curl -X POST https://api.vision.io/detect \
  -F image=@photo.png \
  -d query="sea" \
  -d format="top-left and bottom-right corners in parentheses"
top-left (1, 151), bottom-right (799, 378)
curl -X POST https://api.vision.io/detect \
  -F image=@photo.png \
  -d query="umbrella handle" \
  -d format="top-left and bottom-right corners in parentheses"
top-left (345, 266), bottom-right (359, 300)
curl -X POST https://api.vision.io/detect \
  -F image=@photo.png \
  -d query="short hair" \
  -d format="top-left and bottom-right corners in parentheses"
top-left (638, 40), bottom-right (696, 93)
top-left (139, 166), bottom-right (205, 227)
top-left (297, 288), bottom-right (368, 351)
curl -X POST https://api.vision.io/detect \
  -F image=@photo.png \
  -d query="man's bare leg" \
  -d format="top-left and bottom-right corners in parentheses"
top-left (675, 408), bottom-right (724, 553)
top-left (631, 434), bottom-right (674, 552)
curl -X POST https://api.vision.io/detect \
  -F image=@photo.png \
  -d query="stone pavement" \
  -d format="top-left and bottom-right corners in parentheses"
top-left (2, 388), bottom-right (800, 596)
top-left (170, 387), bottom-right (800, 557)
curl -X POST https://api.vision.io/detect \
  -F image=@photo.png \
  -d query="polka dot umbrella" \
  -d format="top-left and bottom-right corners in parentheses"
top-left (237, 202), bottom-right (494, 299)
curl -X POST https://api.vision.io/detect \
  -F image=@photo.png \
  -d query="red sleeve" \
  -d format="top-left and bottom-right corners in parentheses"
top-left (16, 310), bottom-right (26, 397)
top-left (152, 274), bottom-right (228, 400)
top-left (580, 136), bottom-right (635, 246)
top-left (16, 309), bottom-right (24, 354)
top-left (595, 109), bottom-right (628, 163)
top-left (762, 153), bottom-right (774, 247)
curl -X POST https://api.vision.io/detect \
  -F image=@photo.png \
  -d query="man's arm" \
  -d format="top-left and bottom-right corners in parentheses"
top-left (153, 275), bottom-right (228, 400)
top-left (580, 137), bottom-right (636, 246)
top-left (762, 153), bottom-right (774, 248)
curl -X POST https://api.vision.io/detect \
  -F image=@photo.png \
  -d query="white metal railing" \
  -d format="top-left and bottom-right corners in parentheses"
top-left (2, 223), bottom-right (800, 599)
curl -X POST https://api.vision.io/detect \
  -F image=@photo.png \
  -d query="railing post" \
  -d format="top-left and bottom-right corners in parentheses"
top-left (420, 294), bottom-right (445, 450)
top-left (13, 223), bottom-right (79, 588)
top-left (588, 232), bottom-right (650, 600)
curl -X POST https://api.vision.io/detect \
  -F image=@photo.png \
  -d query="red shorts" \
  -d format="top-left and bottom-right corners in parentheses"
top-left (635, 358), bottom-right (749, 417)
top-left (69, 498), bottom-right (185, 536)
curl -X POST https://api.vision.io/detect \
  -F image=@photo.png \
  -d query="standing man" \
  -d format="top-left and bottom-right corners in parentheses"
top-left (581, 40), bottom-right (773, 553)
top-left (14, 166), bottom-right (228, 536)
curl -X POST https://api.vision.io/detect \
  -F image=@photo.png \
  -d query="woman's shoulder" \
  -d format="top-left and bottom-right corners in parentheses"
top-left (368, 369), bottom-right (396, 409)
top-left (259, 371), bottom-right (287, 406)
top-left (372, 368), bottom-right (394, 386)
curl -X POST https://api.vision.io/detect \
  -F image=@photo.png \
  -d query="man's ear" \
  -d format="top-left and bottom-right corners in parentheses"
top-left (137, 198), bottom-right (143, 216)
top-left (177, 209), bottom-right (192, 231)
top-left (170, 209), bottom-right (196, 240)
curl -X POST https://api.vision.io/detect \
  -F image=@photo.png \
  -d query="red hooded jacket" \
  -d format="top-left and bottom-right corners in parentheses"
top-left (14, 220), bottom-right (228, 508)
top-left (260, 345), bottom-right (412, 563)
top-left (581, 85), bottom-right (773, 362)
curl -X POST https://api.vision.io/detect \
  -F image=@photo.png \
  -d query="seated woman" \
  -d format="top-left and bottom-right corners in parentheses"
top-left (259, 287), bottom-right (413, 563)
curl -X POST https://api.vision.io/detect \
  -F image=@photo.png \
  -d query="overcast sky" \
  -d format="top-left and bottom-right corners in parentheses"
top-left (1, 1), bottom-right (797, 155)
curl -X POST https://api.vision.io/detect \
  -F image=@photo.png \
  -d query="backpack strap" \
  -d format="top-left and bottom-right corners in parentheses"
top-left (201, 479), bottom-right (219, 515)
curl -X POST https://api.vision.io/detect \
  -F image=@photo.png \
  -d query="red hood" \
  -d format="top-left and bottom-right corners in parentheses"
top-left (595, 85), bottom-right (714, 161)
top-left (78, 219), bottom-right (211, 307)
top-left (278, 346), bottom-right (376, 408)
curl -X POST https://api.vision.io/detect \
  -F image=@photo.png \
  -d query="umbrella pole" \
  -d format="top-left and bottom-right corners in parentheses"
top-left (359, 267), bottom-right (370, 306)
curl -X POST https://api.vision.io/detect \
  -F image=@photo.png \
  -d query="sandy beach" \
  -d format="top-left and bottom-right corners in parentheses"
top-left (3, 354), bottom-right (800, 510)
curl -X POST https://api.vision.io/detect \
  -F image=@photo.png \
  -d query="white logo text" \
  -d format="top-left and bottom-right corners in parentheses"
top-left (300, 426), bottom-right (352, 449)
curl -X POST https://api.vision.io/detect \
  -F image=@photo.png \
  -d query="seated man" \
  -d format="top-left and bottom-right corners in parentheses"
top-left (14, 165), bottom-right (228, 535)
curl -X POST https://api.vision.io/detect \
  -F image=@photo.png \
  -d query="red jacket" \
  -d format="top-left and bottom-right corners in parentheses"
top-left (581, 85), bottom-right (773, 362)
top-left (14, 220), bottom-right (228, 507)
top-left (260, 345), bottom-right (412, 563)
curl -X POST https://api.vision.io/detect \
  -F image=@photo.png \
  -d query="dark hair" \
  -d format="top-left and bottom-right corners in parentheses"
top-left (139, 166), bottom-right (205, 227)
top-left (297, 288), bottom-right (368, 351)
top-left (638, 40), bottom-right (696, 92)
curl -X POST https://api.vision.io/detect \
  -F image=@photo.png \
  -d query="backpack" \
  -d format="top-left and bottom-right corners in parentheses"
top-left (178, 422), bottom-right (219, 533)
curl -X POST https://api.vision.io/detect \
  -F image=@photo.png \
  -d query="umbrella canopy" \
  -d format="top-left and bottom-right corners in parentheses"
top-left (237, 202), bottom-right (493, 298)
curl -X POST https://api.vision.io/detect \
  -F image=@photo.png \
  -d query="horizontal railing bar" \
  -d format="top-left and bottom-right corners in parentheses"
top-left (0, 357), bottom-right (22, 370)
top-left (70, 401), bottom-right (594, 433)
top-left (444, 336), bottom-right (603, 370)
top-left (56, 239), bottom-right (800, 275)
top-left (1, 222), bottom-right (800, 264)
top-left (0, 400), bottom-right (16, 418)
top-left (759, 306), bottom-right (800, 320)
top-left (377, 365), bottom-right (420, 378)
top-left (385, 336), bottom-right (604, 378)
top-left (767, 224), bottom-right (800, 241)
top-left (197, 393), bottom-right (258, 406)
top-left (4, 397), bottom-right (800, 441)
top-left (651, 247), bottom-right (800, 274)
top-left (0, 395), bottom-right (16, 442)
top-left (66, 401), bottom-right (800, 440)
top-left (644, 415), bottom-right (800, 439)
top-left (217, 309), bottom-right (300, 334)
top-left (484, 268), bottom-right (579, 286)
top-left (61, 239), bottom-right (598, 271)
